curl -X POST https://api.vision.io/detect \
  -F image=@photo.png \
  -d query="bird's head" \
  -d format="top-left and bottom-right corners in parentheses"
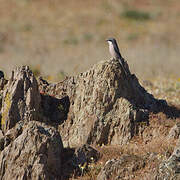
top-left (106, 38), bottom-right (116, 46)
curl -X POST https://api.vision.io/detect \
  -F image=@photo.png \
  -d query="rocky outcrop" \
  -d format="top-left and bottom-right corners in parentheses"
top-left (0, 121), bottom-right (63, 180)
top-left (0, 59), bottom-right (171, 179)
top-left (97, 155), bottom-right (146, 180)
top-left (0, 130), bottom-right (3, 151)
top-left (39, 59), bottom-right (158, 147)
top-left (1, 66), bottom-right (41, 133)
top-left (0, 66), bottom-right (63, 179)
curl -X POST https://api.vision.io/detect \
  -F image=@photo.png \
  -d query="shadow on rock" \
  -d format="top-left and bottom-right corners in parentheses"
top-left (124, 74), bottom-right (180, 120)
top-left (61, 144), bottom-right (100, 179)
top-left (41, 94), bottom-right (70, 124)
top-left (156, 104), bottom-right (180, 119)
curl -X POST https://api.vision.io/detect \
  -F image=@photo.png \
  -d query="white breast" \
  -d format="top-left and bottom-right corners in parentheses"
top-left (108, 41), bottom-right (117, 59)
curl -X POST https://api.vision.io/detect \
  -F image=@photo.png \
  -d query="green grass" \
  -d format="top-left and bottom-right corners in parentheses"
top-left (63, 37), bottom-right (79, 45)
top-left (57, 70), bottom-right (66, 81)
top-left (23, 24), bottom-right (33, 32)
top-left (122, 9), bottom-right (151, 21)
top-left (83, 33), bottom-right (93, 42)
top-left (127, 33), bottom-right (139, 41)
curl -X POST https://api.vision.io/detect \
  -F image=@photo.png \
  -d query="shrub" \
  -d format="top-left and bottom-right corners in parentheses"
top-left (122, 9), bottom-right (151, 21)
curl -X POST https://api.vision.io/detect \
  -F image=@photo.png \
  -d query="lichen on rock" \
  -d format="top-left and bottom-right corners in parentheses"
top-left (1, 92), bottom-right (11, 127)
top-left (1, 66), bottom-right (41, 133)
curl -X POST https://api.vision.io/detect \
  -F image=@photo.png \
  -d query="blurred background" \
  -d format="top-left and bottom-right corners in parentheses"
top-left (0, 0), bottom-right (180, 81)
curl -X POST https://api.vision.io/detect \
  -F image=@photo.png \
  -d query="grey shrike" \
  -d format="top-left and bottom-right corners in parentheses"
top-left (106, 38), bottom-right (128, 75)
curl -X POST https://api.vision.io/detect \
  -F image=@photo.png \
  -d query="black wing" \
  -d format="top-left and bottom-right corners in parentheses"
top-left (113, 39), bottom-right (122, 59)
top-left (113, 39), bottom-right (128, 75)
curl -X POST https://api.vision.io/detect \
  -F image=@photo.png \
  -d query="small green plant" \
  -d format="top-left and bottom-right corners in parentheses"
top-left (58, 104), bottom-right (64, 111)
top-left (63, 37), bottom-right (79, 45)
top-left (122, 9), bottom-right (151, 21)
top-left (165, 87), bottom-right (175, 93)
top-left (78, 162), bottom-right (87, 175)
top-left (175, 81), bottom-right (180, 90)
top-left (96, 18), bottom-right (108, 26)
top-left (23, 24), bottom-right (33, 32)
top-left (83, 33), bottom-right (93, 42)
top-left (102, 1), bottom-right (112, 11)
top-left (57, 70), bottom-right (66, 81)
top-left (127, 33), bottom-right (139, 41)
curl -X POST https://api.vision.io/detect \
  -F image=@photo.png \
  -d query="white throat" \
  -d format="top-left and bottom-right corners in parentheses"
top-left (107, 41), bottom-right (117, 59)
top-left (107, 41), bottom-right (113, 46)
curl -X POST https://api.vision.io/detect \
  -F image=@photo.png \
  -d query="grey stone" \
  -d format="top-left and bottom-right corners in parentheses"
top-left (167, 123), bottom-right (180, 139)
top-left (97, 155), bottom-right (146, 180)
top-left (0, 121), bottom-right (63, 180)
top-left (1, 66), bottom-right (41, 133)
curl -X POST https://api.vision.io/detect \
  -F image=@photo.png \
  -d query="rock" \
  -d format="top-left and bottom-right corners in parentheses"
top-left (71, 144), bottom-right (100, 171)
top-left (5, 121), bottom-right (23, 140)
top-left (1, 66), bottom-right (41, 133)
top-left (0, 129), bottom-right (3, 137)
top-left (0, 77), bottom-right (7, 91)
top-left (97, 155), bottom-right (146, 180)
top-left (38, 76), bottom-right (70, 124)
top-left (167, 123), bottom-right (180, 139)
top-left (53, 59), bottom-right (157, 147)
top-left (0, 72), bottom-right (8, 123)
top-left (0, 120), bottom-right (63, 180)
top-left (0, 60), bottom-right (173, 179)
top-left (0, 67), bottom-right (64, 179)
top-left (38, 75), bottom-right (76, 100)
top-left (62, 144), bottom-right (100, 178)
top-left (1, 121), bottom-right (24, 148)
top-left (0, 71), bottom-right (4, 79)
top-left (156, 138), bottom-right (180, 180)
top-left (41, 95), bottom-right (70, 124)
top-left (73, 144), bottom-right (100, 164)
top-left (0, 130), bottom-right (4, 151)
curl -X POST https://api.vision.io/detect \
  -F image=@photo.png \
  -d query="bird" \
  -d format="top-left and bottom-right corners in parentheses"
top-left (106, 38), bottom-right (128, 75)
